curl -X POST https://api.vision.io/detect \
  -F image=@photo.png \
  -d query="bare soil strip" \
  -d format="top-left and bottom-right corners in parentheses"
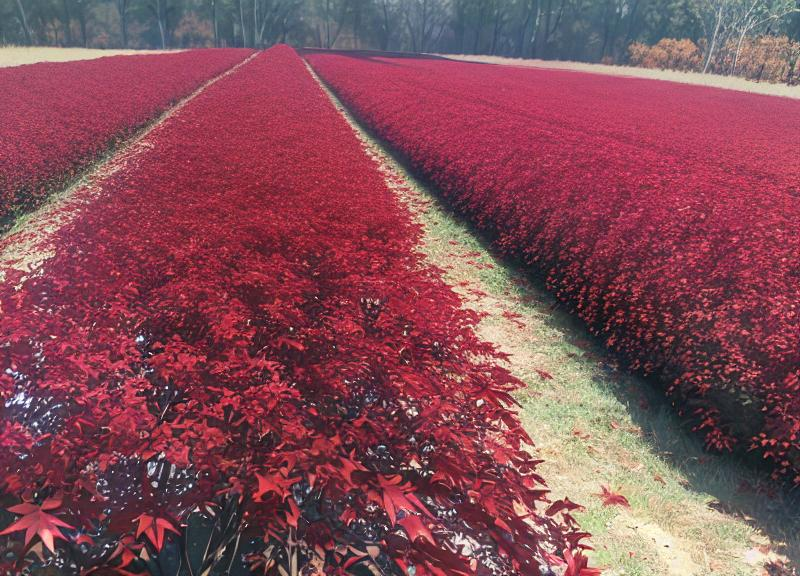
top-left (438, 53), bottom-right (800, 99)
top-left (306, 61), bottom-right (800, 576)
top-left (0, 51), bottom-right (258, 284)
top-left (0, 46), bottom-right (176, 67)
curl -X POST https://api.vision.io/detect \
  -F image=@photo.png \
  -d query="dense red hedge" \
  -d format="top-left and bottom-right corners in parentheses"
top-left (306, 53), bottom-right (800, 482)
top-left (0, 47), bottom-right (592, 575)
top-left (0, 48), bottom-right (251, 226)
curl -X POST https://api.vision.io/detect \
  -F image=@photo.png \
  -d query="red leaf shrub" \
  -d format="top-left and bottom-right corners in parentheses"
top-left (305, 52), bottom-right (800, 482)
top-left (0, 46), bottom-right (590, 575)
top-left (0, 48), bottom-right (252, 226)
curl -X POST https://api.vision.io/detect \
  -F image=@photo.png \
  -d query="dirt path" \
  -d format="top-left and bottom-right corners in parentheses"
top-left (0, 46), bottom-right (175, 67)
top-left (306, 61), bottom-right (800, 576)
top-left (0, 52), bottom-right (258, 286)
top-left (438, 54), bottom-right (800, 100)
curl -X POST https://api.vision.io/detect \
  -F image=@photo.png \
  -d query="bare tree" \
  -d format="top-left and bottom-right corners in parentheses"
top-left (148, 0), bottom-right (169, 47)
top-left (238, 0), bottom-right (247, 45)
top-left (402, 0), bottom-right (448, 52)
top-left (210, 0), bottom-right (218, 45)
top-left (314, 0), bottom-right (350, 48)
top-left (14, 0), bottom-right (33, 43)
top-left (471, 0), bottom-right (488, 52)
top-left (74, 0), bottom-right (91, 45)
top-left (256, 0), bottom-right (302, 45)
top-left (693, 0), bottom-right (790, 73)
top-left (512, 0), bottom-right (538, 57)
top-left (542, 0), bottom-right (565, 56)
top-left (490, 0), bottom-right (508, 54)
top-left (61, 0), bottom-right (73, 44)
top-left (699, 0), bottom-right (729, 72)
top-left (375, 0), bottom-right (397, 49)
top-left (729, 0), bottom-right (799, 72)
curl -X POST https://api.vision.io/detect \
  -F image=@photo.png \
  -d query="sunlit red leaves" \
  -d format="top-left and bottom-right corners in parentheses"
top-left (0, 47), bottom-right (591, 574)
top-left (0, 48), bottom-right (252, 224)
top-left (253, 470), bottom-right (301, 503)
top-left (376, 475), bottom-right (433, 526)
top-left (107, 535), bottom-right (146, 573)
top-left (563, 549), bottom-right (603, 576)
top-left (0, 496), bottom-right (73, 553)
top-left (134, 514), bottom-right (180, 551)
top-left (307, 51), bottom-right (800, 483)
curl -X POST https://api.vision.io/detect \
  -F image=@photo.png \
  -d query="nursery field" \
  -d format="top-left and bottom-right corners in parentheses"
top-left (1, 45), bottom-right (799, 576)
top-left (0, 48), bottom-right (252, 226)
top-left (307, 52), bottom-right (800, 482)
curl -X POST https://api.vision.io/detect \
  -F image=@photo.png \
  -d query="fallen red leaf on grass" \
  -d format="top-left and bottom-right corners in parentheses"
top-left (596, 485), bottom-right (631, 508)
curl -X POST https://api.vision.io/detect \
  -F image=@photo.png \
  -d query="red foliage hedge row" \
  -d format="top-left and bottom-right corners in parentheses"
top-left (306, 53), bottom-right (800, 482)
top-left (0, 48), bottom-right (251, 226)
top-left (0, 46), bottom-right (592, 575)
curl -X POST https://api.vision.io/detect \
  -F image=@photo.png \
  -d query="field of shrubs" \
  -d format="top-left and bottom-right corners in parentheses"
top-left (0, 44), bottom-right (798, 576)
top-left (0, 48), bottom-right (252, 227)
top-left (307, 52), bottom-right (800, 485)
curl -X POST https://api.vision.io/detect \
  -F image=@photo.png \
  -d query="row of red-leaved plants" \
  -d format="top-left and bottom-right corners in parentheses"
top-left (305, 52), bottom-right (800, 483)
top-left (0, 48), bottom-right (252, 227)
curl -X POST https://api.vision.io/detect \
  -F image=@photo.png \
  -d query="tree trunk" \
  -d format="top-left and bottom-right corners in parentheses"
top-left (157, 0), bottom-right (166, 48)
top-left (600, 0), bottom-right (611, 57)
top-left (421, 0), bottom-right (429, 52)
top-left (353, 0), bottom-right (362, 48)
top-left (325, 0), bottom-right (331, 48)
top-left (472, 2), bottom-right (486, 54)
top-left (731, 24), bottom-right (750, 75)
top-left (491, 7), bottom-right (502, 55)
top-left (120, 0), bottom-right (128, 47)
top-left (15, 0), bottom-right (32, 44)
top-left (380, 0), bottom-right (390, 50)
top-left (240, 0), bottom-right (248, 47)
top-left (703, 4), bottom-right (723, 74)
top-left (545, 0), bottom-right (565, 57)
top-left (541, 0), bottom-right (551, 56)
top-left (62, 0), bottom-right (73, 45)
top-left (516, 0), bottom-right (533, 57)
top-left (620, 0), bottom-right (641, 60)
top-left (211, 0), bottom-right (217, 47)
top-left (404, 10), bottom-right (416, 52)
top-left (530, 0), bottom-right (541, 57)
top-left (78, 4), bottom-right (88, 47)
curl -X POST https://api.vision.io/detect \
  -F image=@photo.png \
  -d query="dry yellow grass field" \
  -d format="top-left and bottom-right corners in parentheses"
top-left (0, 46), bottom-right (173, 67)
top-left (441, 53), bottom-right (800, 99)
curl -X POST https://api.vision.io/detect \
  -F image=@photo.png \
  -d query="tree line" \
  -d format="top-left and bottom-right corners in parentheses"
top-left (2, 0), bottom-right (799, 66)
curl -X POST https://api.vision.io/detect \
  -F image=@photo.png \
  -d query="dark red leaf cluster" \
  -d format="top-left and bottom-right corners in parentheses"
top-left (0, 48), bottom-right (252, 226)
top-left (305, 53), bottom-right (800, 482)
top-left (0, 46), bottom-right (591, 575)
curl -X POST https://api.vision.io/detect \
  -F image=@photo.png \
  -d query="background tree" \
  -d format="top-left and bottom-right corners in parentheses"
top-left (14, 0), bottom-right (33, 43)
top-left (1, 0), bottom-right (798, 85)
